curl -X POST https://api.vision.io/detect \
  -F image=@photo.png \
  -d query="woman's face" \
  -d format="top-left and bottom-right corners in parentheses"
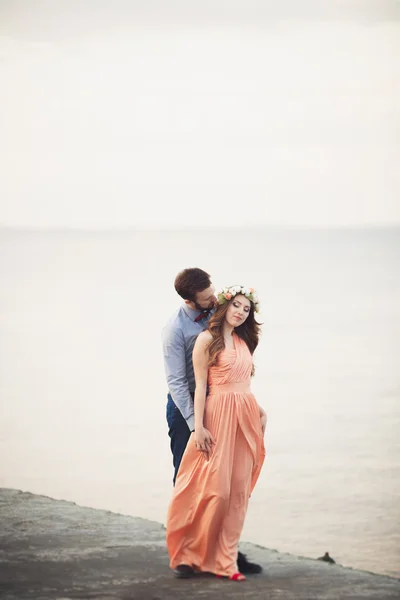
top-left (225, 294), bottom-right (251, 327)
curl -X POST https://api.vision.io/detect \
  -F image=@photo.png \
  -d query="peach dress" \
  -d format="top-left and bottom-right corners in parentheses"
top-left (166, 333), bottom-right (266, 577)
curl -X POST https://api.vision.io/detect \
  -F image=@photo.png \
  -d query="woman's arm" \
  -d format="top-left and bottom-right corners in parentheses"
top-left (192, 332), bottom-right (215, 455)
top-left (252, 359), bottom-right (267, 435)
top-left (258, 404), bottom-right (267, 436)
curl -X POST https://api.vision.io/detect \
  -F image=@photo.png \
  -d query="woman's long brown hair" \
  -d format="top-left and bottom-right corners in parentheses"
top-left (207, 298), bottom-right (261, 371)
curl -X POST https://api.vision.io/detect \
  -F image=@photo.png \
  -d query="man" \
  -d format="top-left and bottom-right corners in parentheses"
top-left (162, 267), bottom-right (262, 578)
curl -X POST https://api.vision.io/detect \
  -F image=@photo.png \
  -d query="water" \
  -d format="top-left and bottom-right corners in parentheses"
top-left (0, 228), bottom-right (399, 577)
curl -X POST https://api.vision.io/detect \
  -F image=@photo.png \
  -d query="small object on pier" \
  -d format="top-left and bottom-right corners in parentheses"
top-left (318, 552), bottom-right (336, 564)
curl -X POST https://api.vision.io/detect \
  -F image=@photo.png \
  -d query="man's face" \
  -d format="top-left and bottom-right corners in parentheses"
top-left (193, 285), bottom-right (217, 311)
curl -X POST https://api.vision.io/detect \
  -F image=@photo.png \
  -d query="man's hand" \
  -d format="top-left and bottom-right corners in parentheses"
top-left (194, 426), bottom-right (216, 457)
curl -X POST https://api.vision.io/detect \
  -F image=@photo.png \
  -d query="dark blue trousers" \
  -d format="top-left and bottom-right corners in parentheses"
top-left (166, 394), bottom-right (192, 485)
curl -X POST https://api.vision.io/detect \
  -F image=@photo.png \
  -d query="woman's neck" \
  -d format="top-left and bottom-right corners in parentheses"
top-left (223, 323), bottom-right (235, 338)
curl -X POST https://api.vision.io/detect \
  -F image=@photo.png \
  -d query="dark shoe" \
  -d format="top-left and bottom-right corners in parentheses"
top-left (173, 564), bottom-right (196, 578)
top-left (237, 551), bottom-right (262, 574)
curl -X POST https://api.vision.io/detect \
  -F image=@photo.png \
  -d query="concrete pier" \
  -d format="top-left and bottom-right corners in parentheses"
top-left (0, 488), bottom-right (399, 600)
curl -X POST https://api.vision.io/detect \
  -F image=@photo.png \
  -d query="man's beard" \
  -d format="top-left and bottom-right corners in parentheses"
top-left (194, 302), bottom-right (213, 315)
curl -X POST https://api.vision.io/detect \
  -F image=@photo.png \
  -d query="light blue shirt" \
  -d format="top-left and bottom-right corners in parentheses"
top-left (162, 304), bottom-right (213, 431)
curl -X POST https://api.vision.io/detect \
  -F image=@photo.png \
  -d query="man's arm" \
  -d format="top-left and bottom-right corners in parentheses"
top-left (162, 326), bottom-right (195, 431)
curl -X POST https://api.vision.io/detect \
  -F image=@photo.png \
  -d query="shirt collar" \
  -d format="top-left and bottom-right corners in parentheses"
top-left (182, 303), bottom-right (214, 322)
top-left (182, 303), bottom-right (201, 322)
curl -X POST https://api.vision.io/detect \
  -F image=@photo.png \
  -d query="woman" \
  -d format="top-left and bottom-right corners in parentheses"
top-left (166, 285), bottom-right (267, 581)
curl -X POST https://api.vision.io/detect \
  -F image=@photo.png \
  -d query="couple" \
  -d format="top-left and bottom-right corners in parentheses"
top-left (162, 268), bottom-right (267, 582)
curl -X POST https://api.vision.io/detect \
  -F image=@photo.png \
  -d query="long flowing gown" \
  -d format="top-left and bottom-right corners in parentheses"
top-left (166, 332), bottom-right (266, 576)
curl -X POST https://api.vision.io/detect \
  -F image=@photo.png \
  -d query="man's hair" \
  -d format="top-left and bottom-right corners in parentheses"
top-left (174, 268), bottom-right (211, 302)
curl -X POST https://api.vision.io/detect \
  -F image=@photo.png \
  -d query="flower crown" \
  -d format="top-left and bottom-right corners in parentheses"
top-left (217, 285), bottom-right (260, 313)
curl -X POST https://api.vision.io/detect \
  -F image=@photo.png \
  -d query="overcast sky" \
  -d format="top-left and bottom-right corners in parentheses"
top-left (1, 0), bottom-right (399, 229)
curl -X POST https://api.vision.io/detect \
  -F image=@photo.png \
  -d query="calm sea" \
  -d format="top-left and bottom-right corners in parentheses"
top-left (0, 228), bottom-right (399, 577)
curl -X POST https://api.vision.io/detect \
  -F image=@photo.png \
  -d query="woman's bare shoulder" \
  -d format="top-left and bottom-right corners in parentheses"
top-left (195, 330), bottom-right (213, 347)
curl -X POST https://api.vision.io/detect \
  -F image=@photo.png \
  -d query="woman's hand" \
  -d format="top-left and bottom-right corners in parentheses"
top-left (194, 426), bottom-right (215, 457)
top-left (259, 407), bottom-right (267, 436)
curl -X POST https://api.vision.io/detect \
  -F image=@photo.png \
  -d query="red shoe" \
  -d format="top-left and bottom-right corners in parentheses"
top-left (229, 572), bottom-right (246, 582)
top-left (217, 572), bottom-right (246, 582)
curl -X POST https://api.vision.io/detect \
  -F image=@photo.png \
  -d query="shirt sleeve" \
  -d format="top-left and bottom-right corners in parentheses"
top-left (162, 325), bottom-right (195, 432)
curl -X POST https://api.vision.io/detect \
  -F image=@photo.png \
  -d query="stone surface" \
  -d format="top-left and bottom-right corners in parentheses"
top-left (0, 488), bottom-right (399, 600)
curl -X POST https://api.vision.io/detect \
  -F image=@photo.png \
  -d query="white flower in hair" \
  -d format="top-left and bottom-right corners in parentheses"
top-left (218, 284), bottom-right (261, 312)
